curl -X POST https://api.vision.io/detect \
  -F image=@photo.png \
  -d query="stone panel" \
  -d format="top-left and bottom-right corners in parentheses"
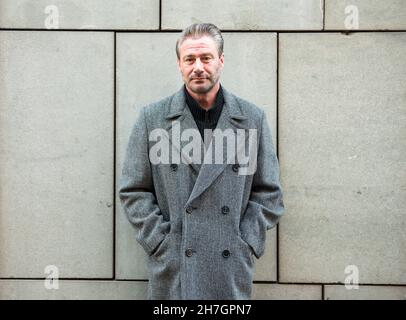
top-left (279, 32), bottom-right (406, 284)
top-left (0, 0), bottom-right (159, 29)
top-left (252, 283), bottom-right (322, 299)
top-left (162, 0), bottom-right (323, 30)
top-left (0, 31), bottom-right (114, 278)
top-left (0, 280), bottom-right (148, 299)
top-left (325, 285), bottom-right (406, 300)
top-left (325, 0), bottom-right (406, 30)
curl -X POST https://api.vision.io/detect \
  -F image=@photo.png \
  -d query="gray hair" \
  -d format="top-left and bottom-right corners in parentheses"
top-left (176, 23), bottom-right (224, 59)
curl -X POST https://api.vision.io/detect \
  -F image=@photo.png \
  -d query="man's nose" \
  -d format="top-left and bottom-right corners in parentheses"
top-left (193, 58), bottom-right (204, 72)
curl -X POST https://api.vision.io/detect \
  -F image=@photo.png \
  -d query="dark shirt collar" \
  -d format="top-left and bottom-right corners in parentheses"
top-left (184, 84), bottom-right (224, 123)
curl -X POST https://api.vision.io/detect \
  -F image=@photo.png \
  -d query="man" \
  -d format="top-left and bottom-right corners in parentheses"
top-left (119, 23), bottom-right (285, 300)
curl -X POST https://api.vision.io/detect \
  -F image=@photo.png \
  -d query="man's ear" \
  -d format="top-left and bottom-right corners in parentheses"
top-left (177, 58), bottom-right (181, 71)
top-left (219, 53), bottom-right (225, 67)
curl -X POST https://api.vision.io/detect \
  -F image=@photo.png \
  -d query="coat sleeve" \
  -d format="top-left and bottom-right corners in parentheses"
top-left (239, 109), bottom-right (285, 259)
top-left (118, 106), bottom-right (170, 256)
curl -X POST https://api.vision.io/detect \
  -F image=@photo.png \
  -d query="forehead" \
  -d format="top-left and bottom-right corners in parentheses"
top-left (179, 36), bottom-right (218, 55)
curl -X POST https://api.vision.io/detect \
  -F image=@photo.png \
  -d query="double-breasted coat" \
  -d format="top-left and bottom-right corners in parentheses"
top-left (119, 86), bottom-right (285, 300)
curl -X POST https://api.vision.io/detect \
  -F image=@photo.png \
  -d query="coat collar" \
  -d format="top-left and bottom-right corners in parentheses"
top-left (165, 85), bottom-right (248, 127)
top-left (163, 84), bottom-right (250, 205)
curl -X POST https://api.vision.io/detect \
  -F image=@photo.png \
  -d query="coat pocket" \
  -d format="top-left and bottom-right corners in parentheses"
top-left (150, 231), bottom-right (172, 259)
top-left (236, 233), bottom-right (255, 264)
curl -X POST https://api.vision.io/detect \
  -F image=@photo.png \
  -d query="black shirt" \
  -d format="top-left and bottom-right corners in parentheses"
top-left (184, 84), bottom-right (224, 141)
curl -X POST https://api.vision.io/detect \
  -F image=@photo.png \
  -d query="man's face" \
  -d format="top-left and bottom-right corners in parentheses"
top-left (177, 36), bottom-right (224, 94)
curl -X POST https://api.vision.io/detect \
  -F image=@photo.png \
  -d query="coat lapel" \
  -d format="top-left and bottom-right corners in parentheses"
top-left (164, 87), bottom-right (204, 173)
top-left (186, 86), bottom-right (250, 205)
top-left (163, 85), bottom-right (251, 205)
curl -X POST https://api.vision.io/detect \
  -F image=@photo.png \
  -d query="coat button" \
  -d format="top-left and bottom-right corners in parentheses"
top-left (186, 206), bottom-right (193, 214)
top-left (170, 164), bottom-right (178, 171)
top-left (222, 249), bottom-right (231, 258)
top-left (232, 164), bottom-right (239, 172)
top-left (185, 248), bottom-right (193, 257)
top-left (221, 206), bottom-right (230, 215)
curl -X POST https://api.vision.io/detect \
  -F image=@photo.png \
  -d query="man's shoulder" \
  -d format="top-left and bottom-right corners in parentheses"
top-left (223, 89), bottom-right (265, 121)
top-left (135, 91), bottom-right (181, 129)
top-left (234, 94), bottom-right (264, 116)
top-left (141, 93), bottom-right (174, 117)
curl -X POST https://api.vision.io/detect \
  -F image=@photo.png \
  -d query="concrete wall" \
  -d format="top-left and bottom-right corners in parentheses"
top-left (0, 0), bottom-right (405, 300)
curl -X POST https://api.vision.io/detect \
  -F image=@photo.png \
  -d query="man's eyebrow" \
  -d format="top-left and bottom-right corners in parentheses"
top-left (183, 52), bottom-right (214, 59)
top-left (183, 54), bottom-right (195, 59)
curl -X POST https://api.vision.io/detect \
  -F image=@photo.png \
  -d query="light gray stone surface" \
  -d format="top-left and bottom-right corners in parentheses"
top-left (252, 283), bottom-right (322, 300)
top-left (0, 31), bottom-right (114, 278)
top-left (0, 280), bottom-right (148, 299)
top-left (325, 0), bottom-right (406, 30)
top-left (278, 32), bottom-right (406, 284)
top-left (325, 285), bottom-right (406, 300)
top-left (116, 32), bottom-right (279, 281)
top-left (162, 0), bottom-right (323, 30)
top-left (0, 0), bottom-right (159, 29)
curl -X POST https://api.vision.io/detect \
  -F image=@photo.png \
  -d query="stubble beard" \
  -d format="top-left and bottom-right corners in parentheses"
top-left (186, 70), bottom-right (221, 94)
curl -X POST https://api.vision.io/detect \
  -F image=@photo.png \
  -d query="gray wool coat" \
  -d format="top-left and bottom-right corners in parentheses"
top-left (119, 85), bottom-right (285, 300)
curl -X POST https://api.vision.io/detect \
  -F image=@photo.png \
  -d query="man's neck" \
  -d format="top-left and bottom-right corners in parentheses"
top-left (185, 82), bottom-right (220, 110)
